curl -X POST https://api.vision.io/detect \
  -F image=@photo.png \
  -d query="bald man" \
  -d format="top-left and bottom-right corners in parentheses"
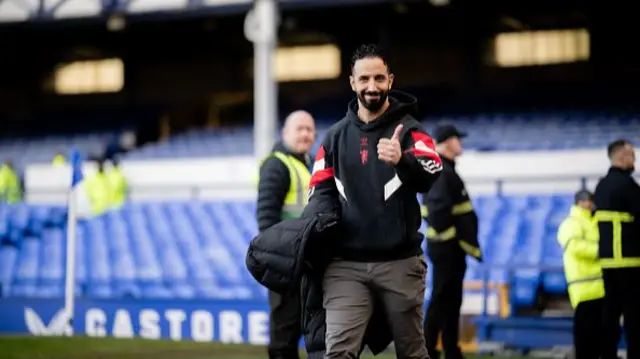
top-left (256, 110), bottom-right (316, 359)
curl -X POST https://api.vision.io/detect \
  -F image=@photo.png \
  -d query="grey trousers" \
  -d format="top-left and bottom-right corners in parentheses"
top-left (323, 255), bottom-right (430, 359)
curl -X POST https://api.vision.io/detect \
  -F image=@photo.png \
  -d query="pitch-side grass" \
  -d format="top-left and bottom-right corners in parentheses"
top-left (0, 336), bottom-right (518, 359)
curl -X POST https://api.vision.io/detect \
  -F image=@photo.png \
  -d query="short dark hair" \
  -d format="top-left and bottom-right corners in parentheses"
top-left (350, 44), bottom-right (391, 74)
top-left (607, 139), bottom-right (631, 159)
top-left (574, 189), bottom-right (594, 204)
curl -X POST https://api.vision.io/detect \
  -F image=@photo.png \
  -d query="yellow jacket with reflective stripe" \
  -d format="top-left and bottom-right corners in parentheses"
top-left (594, 166), bottom-right (640, 269)
top-left (261, 151), bottom-right (311, 220)
top-left (422, 157), bottom-right (481, 260)
top-left (557, 205), bottom-right (604, 308)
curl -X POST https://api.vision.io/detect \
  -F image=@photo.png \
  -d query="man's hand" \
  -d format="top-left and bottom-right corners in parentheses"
top-left (377, 124), bottom-right (403, 166)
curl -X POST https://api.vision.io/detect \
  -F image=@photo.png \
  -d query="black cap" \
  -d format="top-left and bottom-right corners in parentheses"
top-left (574, 189), bottom-right (594, 203)
top-left (433, 124), bottom-right (467, 143)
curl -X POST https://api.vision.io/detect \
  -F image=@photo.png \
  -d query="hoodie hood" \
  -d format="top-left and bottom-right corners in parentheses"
top-left (271, 141), bottom-right (312, 167)
top-left (347, 90), bottom-right (419, 131)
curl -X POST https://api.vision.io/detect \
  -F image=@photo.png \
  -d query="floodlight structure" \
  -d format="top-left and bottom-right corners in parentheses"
top-left (244, 0), bottom-right (280, 160)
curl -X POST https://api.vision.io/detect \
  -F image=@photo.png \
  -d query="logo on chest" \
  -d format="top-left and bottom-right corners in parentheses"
top-left (359, 136), bottom-right (369, 165)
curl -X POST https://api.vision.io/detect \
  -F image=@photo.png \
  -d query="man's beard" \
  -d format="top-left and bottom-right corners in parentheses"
top-left (358, 90), bottom-right (388, 112)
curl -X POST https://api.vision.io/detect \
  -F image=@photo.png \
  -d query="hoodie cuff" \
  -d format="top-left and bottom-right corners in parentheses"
top-left (394, 153), bottom-right (412, 173)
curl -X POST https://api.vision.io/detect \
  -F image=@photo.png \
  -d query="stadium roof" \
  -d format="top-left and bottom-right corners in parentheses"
top-left (0, 0), bottom-right (406, 23)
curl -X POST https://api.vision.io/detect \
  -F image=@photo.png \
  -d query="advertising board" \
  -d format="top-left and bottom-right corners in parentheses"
top-left (0, 298), bottom-right (271, 343)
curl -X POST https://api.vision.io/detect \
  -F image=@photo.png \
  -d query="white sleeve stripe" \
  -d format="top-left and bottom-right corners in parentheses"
top-left (414, 140), bottom-right (438, 154)
top-left (335, 177), bottom-right (347, 202)
top-left (312, 158), bottom-right (325, 174)
top-left (383, 174), bottom-right (403, 201)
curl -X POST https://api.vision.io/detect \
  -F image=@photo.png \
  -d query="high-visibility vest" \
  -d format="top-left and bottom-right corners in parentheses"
top-left (52, 155), bottom-right (66, 165)
top-left (0, 166), bottom-right (22, 203)
top-left (108, 168), bottom-right (127, 208)
top-left (557, 205), bottom-right (605, 308)
top-left (259, 151), bottom-right (311, 219)
top-left (84, 172), bottom-right (112, 215)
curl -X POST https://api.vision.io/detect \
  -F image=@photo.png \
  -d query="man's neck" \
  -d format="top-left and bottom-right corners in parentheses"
top-left (358, 101), bottom-right (390, 123)
top-left (284, 142), bottom-right (304, 156)
top-left (611, 162), bottom-right (627, 170)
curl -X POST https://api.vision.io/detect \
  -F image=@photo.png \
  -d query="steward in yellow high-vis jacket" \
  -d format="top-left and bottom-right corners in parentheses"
top-left (84, 159), bottom-right (112, 216)
top-left (594, 139), bottom-right (640, 358)
top-left (107, 159), bottom-right (128, 209)
top-left (557, 190), bottom-right (612, 359)
top-left (256, 110), bottom-right (315, 359)
top-left (421, 124), bottom-right (480, 359)
top-left (0, 161), bottom-right (22, 203)
top-left (52, 152), bottom-right (66, 166)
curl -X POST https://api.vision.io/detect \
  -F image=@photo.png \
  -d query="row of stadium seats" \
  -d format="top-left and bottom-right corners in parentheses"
top-left (129, 115), bottom-right (640, 159)
top-left (2, 114), bottom-right (640, 167)
top-left (0, 195), bottom-right (571, 307)
top-left (0, 132), bottom-right (114, 168)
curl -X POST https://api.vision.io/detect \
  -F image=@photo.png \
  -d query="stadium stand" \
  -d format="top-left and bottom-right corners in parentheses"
top-left (0, 132), bottom-right (116, 170)
top-left (125, 114), bottom-right (640, 159)
top-left (2, 114), bottom-right (640, 168)
top-left (0, 194), bottom-right (571, 311)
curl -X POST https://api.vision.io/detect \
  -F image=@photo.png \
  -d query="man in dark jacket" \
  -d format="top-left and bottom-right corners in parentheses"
top-left (303, 44), bottom-right (442, 359)
top-left (421, 124), bottom-right (481, 359)
top-left (594, 139), bottom-right (640, 359)
top-left (256, 110), bottom-right (316, 359)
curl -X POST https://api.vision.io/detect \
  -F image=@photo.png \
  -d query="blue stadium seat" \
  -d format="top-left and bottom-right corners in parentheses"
top-left (11, 236), bottom-right (41, 296)
top-left (541, 195), bottom-right (573, 294)
top-left (48, 207), bottom-right (67, 228)
top-left (509, 196), bottom-right (549, 307)
top-left (9, 204), bottom-right (30, 243)
top-left (0, 132), bottom-right (115, 169)
top-left (28, 206), bottom-right (51, 237)
top-left (86, 218), bottom-right (111, 288)
top-left (39, 228), bottom-right (64, 286)
top-left (74, 223), bottom-right (87, 288)
top-left (0, 244), bottom-right (18, 296)
top-left (0, 192), bottom-right (574, 308)
top-left (0, 207), bottom-right (9, 242)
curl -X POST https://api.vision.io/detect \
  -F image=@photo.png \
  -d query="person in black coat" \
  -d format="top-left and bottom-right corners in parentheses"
top-left (594, 139), bottom-right (640, 358)
top-left (421, 124), bottom-right (481, 359)
top-left (256, 111), bottom-right (316, 359)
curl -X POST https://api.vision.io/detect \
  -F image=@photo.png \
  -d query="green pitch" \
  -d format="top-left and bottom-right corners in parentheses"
top-left (0, 336), bottom-right (516, 359)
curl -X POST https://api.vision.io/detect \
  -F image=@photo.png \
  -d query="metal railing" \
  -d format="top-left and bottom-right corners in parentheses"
top-left (474, 264), bottom-right (566, 317)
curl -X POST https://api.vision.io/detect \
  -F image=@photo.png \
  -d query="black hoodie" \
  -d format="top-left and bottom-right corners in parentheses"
top-left (256, 141), bottom-right (311, 232)
top-left (303, 90), bottom-right (443, 262)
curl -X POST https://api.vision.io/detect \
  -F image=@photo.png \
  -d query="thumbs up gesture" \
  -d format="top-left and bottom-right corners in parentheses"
top-left (377, 124), bottom-right (403, 166)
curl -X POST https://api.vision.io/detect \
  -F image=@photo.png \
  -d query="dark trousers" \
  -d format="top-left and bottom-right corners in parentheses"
top-left (268, 290), bottom-right (302, 359)
top-left (602, 268), bottom-right (640, 359)
top-left (574, 298), bottom-right (616, 359)
top-left (424, 246), bottom-right (467, 359)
